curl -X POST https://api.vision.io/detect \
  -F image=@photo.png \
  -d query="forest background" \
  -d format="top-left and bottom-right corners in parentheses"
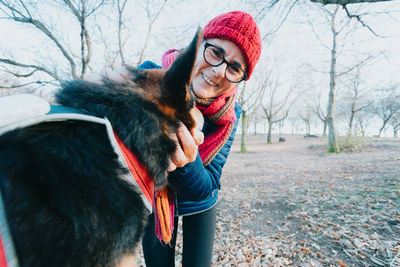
top-left (1, 1), bottom-right (399, 266)
top-left (1, 0), bottom-right (399, 153)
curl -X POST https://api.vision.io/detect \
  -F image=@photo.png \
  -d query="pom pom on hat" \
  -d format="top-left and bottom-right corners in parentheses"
top-left (161, 49), bottom-right (180, 69)
top-left (204, 11), bottom-right (261, 80)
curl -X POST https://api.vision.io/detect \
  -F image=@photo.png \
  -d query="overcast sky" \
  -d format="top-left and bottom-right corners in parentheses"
top-left (1, 0), bottom-right (399, 136)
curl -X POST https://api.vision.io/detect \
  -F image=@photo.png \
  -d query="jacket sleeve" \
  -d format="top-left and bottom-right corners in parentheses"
top-left (167, 103), bottom-right (242, 201)
top-left (137, 61), bottom-right (162, 70)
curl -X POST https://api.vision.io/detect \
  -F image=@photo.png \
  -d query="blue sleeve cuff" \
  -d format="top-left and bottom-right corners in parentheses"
top-left (137, 61), bottom-right (162, 70)
top-left (167, 152), bottom-right (216, 201)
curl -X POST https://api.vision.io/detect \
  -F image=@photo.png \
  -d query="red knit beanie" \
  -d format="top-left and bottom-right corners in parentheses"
top-left (203, 11), bottom-right (261, 80)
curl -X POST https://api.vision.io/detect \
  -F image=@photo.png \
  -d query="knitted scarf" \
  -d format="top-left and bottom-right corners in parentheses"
top-left (195, 86), bottom-right (237, 165)
top-left (154, 49), bottom-right (237, 244)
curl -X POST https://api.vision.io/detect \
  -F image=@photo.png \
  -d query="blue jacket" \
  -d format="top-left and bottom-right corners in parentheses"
top-left (138, 61), bottom-right (241, 216)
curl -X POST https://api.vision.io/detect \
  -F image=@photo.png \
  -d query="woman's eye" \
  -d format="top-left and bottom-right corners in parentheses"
top-left (211, 48), bottom-right (222, 58)
top-left (228, 65), bottom-right (240, 74)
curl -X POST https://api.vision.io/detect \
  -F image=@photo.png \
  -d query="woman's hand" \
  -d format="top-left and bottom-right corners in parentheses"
top-left (168, 122), bottom-right (204, 171)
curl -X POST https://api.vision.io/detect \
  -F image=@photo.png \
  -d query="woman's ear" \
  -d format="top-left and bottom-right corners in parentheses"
top-left (161, 28), bottom-right (203, 113)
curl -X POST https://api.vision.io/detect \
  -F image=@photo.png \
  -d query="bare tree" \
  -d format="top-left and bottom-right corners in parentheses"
top-left (261, 74), bottom-right (303, 144)
top-left (355, 110), bottom-right (371, 136)
top-left (389, 112), bottom-right (400, 137)
top-left (299, 103), bottom-right (313, 135)
top-left (373, 84), bottom-right (400, 137)
top-left (0, 0), bottom-right (106, 83)
top-left (339, 65), bottom-right (373, 135)
top-left (136, 0), bottom-right (168, 66)
top-left (238, 76), bottom-right (267, 153)
top-left (317, 5), bottom-right (341, 152)
top-left (308, 2), bottom-right (381, 152)
top-left (311, 89), bottom-right (328, 136)
top-left (116, 0), bottom-right (128, 65)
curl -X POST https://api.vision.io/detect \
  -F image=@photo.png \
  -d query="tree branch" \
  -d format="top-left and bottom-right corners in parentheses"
top-left (262, 0), bottom-right (299, 41)
top-left (137, 0), bottom-right (168, 66)
top-left (337, 54), bottom-right (375, 77)
top-left (341, 4), bottom-right (384, 37)
top-left (4, 68), bottom-right (37, 78)
top-left (0, 58), bottom-right (60, 81)
top-left (0, 0), bottom-right (78, 78)
top-left (117, 0), bottom-right (128, 64)
top-left (0, 80), bottom-right (51, 89)
top-left (311, 0), bottom-right (391, 4)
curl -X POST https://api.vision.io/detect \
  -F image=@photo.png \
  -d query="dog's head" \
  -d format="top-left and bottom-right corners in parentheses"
top-left (57, 29), bottom-right (204, 188)
top-left (125, 28), bottom-right (204, 132)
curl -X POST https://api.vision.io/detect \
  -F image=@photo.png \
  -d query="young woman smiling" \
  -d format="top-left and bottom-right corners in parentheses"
top-left (140, 11), bottom-right (262, 267)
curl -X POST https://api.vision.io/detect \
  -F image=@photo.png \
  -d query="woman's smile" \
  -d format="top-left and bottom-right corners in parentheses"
top-left (201, 72), bottom-right (218, 86)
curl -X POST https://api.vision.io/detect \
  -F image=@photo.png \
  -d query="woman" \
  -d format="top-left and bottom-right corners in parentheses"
top-left (141, 11), bottom-right (262, 266)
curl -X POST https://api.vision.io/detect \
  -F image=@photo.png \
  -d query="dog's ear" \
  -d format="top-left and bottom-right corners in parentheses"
top-left (162, 28), bottom-right (203, 114)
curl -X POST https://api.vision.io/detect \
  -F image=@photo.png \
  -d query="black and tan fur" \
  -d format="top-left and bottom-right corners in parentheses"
top-left (0, 29), bottom-right (202, 267)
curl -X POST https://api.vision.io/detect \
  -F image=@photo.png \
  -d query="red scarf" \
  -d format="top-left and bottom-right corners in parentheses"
top-left (196, 86), bottom-right (237, 165)
top-left (153, 49), bottom-right (237, 244)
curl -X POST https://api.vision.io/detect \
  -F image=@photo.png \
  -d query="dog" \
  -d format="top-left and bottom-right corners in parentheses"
top-left (0, 29), bottom-right (202, 267)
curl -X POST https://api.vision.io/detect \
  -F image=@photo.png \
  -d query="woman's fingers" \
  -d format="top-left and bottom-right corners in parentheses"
top-left (167, 158), bottom-right (177, 172)
top-left (191, 128), bottom-right (204, 146)
top-left (169, 123), bottom-right (200, 170)
top-left (176, 123), bottom-right (198, 163)
top-left (170, 132), bottom-right (189, 168)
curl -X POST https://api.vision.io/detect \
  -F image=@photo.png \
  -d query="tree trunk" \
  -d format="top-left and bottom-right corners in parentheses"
top-left (323, 120), bottom-right (327, 137)
top-left (267, 119), bottom-right (272, 144)
top-left (240, 112), bottom-right (248, 153)
top-left (377, 117), bottom-right (392, 137)
top-left (348, 105), bottom-right (356, 136)
top-left (306, 121), bottom-right (311, 135)
top-left (327, 8), bottom-right (340, 153)
top-left (378, 125), bottom-right (385, 137)
top-left (358, 119), bottom-right (365, 137)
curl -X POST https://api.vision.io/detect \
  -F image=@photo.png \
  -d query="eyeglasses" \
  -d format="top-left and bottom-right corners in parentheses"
top-left (203, 43), bottom-right (247, 83)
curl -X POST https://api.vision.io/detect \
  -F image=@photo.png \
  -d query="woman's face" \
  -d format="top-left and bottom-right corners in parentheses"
top-left (191, 38), bottom-right (247, 99)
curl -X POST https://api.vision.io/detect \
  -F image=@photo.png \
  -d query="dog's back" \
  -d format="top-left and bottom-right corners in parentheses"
top-left (0, 120), bottom-right (146, 266)
top-left (0, 29), bottom-right (202, 266)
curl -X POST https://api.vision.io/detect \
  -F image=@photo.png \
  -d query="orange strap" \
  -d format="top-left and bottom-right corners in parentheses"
top-left (114, 134), bottom-right (154, 208)
top-left (114, 133), bottom-right (173, 244)
top-left (155, 188), bottom-right (172, 243)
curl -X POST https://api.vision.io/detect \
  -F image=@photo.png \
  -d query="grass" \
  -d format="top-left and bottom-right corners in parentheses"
top-left (337, 135), bottom-right (367, 152)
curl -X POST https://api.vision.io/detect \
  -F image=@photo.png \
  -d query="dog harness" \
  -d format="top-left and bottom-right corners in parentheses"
top-left (0, 94), bottom-right (158, 266)
top-left (0, 94), bottom-right (154, 211)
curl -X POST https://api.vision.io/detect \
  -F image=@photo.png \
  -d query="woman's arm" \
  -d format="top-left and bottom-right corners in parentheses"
top-left (167, 104), bottom-right (241, 201)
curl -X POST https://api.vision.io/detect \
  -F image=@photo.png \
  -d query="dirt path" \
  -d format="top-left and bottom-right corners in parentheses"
top-left (137, 134), bottom-right (400, 266)
top-left (215, 134), bottom-right (400, 266)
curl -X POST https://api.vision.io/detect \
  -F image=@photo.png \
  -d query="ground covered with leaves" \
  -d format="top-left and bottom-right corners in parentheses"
top-left (137, 135), bottom-right (400, 266)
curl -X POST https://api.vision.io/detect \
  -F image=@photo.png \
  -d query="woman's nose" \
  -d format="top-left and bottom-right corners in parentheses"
top-left (212, 63), bottom-right (226, 78)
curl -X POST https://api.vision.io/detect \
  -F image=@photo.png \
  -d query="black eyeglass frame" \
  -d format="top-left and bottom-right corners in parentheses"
top-left (203, 42), bottom-right (248, 83)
